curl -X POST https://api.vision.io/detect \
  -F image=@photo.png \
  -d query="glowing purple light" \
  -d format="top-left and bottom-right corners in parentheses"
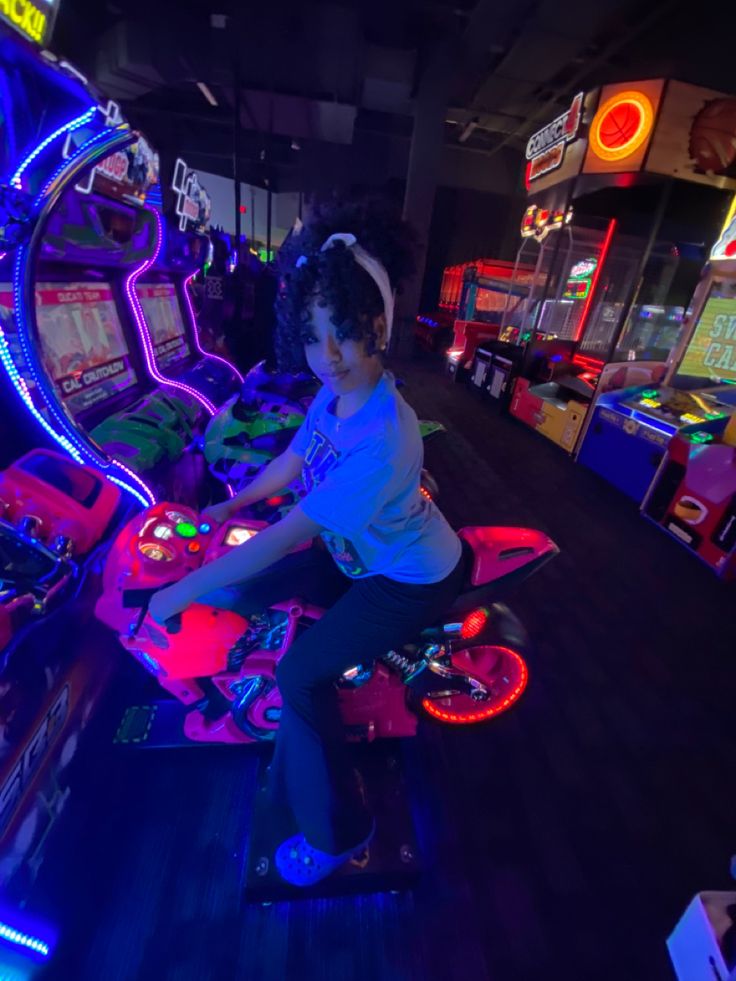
top-left (183, 270), bottom-right (244, 383)
top-left (125, 208), bottom-right (217, 415)
top-left (9, 107), bottom-right (97, 190)
top-left (2, 125), bottom-right (156, 508)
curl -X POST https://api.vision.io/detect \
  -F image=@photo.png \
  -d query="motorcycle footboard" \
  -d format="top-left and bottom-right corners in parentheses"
top-left (112, 700), bottom-right (215, 749)
top-left (243, 743), bottom-right (420, 903)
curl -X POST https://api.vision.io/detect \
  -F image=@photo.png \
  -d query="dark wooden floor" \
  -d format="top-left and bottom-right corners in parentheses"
top-left (33, 356), bottom-right (736, 981)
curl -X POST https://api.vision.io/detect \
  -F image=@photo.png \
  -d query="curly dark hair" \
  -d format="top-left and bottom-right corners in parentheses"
top-left (275, 197), bottom-right (416, 372)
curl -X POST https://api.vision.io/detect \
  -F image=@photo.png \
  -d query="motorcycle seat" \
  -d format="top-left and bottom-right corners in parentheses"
top-left (445, 527), bottom-right (558, 614)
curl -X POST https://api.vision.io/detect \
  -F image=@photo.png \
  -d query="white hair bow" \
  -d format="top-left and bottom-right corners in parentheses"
top-left (296, 232), bottom-right (395, 345)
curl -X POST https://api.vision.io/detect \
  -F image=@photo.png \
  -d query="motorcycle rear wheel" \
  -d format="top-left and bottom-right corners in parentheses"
top-left (420, 645), bottom-right (528, 725)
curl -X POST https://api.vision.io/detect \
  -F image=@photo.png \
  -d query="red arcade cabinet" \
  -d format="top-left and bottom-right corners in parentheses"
top-left (444, 259), bottom-right (537, 383)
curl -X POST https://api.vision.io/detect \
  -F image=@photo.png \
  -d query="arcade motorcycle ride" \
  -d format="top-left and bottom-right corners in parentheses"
top-left (95, 502), bottom-right (558, 744)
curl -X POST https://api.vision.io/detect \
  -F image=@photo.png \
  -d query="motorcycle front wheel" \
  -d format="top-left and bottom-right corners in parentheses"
top-left (419, 645), bottom-right (528, 725)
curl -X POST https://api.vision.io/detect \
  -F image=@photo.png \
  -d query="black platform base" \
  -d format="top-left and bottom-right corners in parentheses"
top-left (244, 743), bottom-right (420, 903)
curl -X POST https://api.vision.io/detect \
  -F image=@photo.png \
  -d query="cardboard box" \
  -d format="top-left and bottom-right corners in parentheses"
top-left (667, 892), bottom-right (736, 980)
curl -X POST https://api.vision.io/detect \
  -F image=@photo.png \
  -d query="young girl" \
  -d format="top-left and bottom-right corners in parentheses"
top-left (149, 200), bottom-right (464, 886)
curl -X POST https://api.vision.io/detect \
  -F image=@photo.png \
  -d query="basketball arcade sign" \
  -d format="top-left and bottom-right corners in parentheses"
top-left (525, 93), bottom-right (584, 184)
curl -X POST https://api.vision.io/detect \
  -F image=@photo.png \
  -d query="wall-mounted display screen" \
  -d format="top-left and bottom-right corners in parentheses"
top-left (136, 282), bottom-right (191, 369)
top-left (35, 282), bottom-right (138, 415)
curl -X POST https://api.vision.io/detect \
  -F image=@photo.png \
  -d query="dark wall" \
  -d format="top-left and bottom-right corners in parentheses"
top-left (420, 186), bottom-right (525, 311)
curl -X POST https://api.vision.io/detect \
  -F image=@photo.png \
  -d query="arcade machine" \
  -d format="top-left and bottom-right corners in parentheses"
top-left (577, 208), bottom-right (736, 502)
top-left (467, 219), bottom-right (564, 407)
top-left (18, 110), bottom-right (225, 505)
top-left (134, 157), bottom-right (242, 411)
top-left (505, 79), bottom-right (736, 455)
top-left (414, 262), bottom-right (464, 352)
top-left (508, 220), bottom-right (656, 452)
top-left (640, 226), bottom-right (736, 574)
top-left (643, 413), bottom-right (736, 580)
top-left (444, 259), bottom-right (536, 383)
top-left (0, 19), bottom-right (145, 961)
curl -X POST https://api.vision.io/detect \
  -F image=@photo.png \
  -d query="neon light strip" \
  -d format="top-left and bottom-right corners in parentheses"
top-left (0, 920), bottom-right (50, 957)
top-left (124, 209), bottom-right (216, 415)
top-left (573, 354), bottom-right (605, 369)
top-left (182, 271), bottom-right (243, 382)
top-left (25, 127), bottom-right (156, 505)
top-left (628, 409), bottom-right (676, 436)
top-left (36, 126), bottom-right (115, 203)
top-left (6, 126), bottom-right (155, 506)
top-left (574, 219), bottom-right (617, 342)
top-left (182, 272), bottom-right (237, 497)
top-left (9, 107), bottom-right (97, 189)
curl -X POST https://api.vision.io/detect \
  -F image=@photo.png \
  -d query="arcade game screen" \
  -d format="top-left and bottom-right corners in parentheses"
top-left (135, 283), bottom-right (191, 369)
top-left (678, 283), bottom-right (736, 384)
top-left (35, 283), bottom-right (138, 416)
top-left (224, 526), bottom-right (258, 546)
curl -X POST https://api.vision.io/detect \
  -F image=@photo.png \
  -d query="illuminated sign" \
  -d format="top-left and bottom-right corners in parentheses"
top-left (679, 296), bottom-right (736, 381)
top-left (562, 256), bottom-right (597, 299)
top-left (569, 258), bottom-right (598, 279)
top-left (589, 91), bottom-right (655, 163)
top-left (62, 101), bottom-right (160, 205)
top-left (172, 158), bottom-right (212, 232)
top-left (0, 0), bottom-right (59, 46)
top-left (520, 204), bottom-right (573, 242)
top-left (563, 279), bottom-right (591, 300)
top-left (525, 92), bottom-right (584, 184)
top-left (711, 216), bottom-right (736, 260)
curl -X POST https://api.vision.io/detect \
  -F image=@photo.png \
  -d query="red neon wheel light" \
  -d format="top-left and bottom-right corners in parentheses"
top-left (589, 91), bottom-right (654, 163)
top-left (421, 646), bottom-right (528, 724)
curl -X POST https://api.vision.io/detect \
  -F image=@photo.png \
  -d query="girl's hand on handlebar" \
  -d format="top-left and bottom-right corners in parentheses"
top-left (201, 500), bottom-right (236, 524)
top-left (148, 582), bottom-right (192, 626)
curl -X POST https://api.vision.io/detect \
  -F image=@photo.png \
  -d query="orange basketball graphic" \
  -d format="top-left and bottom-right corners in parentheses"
top-left (599, 101), bottom-right (643, 149)
top-left (589, 91), bottom-right (655, 163)
top-left (689, 98), bottom-right (736, 175)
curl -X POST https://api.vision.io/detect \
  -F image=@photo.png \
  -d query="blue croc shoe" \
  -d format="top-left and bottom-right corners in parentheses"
top-left (275, 822), bottom-right (375, 887)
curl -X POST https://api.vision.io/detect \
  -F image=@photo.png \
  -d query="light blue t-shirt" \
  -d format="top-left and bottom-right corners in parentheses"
top-left (290, 372), bottom-right (462, 583)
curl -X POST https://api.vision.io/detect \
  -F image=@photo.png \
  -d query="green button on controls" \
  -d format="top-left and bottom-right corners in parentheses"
top-left (175, 521), bottom-right (198, 539)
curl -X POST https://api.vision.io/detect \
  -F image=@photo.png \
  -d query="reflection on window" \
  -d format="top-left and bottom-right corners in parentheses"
top-left (614, 305), bottom-right (686, 362)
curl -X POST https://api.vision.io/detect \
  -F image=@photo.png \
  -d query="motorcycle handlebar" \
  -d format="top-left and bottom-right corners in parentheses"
top-left (122, 582), bottom-right (183, 635)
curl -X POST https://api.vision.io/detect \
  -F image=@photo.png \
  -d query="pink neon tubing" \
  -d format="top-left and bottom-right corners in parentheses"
top-left (124, 208), bottom-right (217, 415)
top-left (182, 271), bottom-right (244, 383)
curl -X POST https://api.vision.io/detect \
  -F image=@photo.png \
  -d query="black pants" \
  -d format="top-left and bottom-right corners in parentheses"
top-left (203, 544), bottom-right (465, 854)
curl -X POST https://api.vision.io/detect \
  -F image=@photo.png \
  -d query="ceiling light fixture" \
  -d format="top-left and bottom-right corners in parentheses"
top-left (196, 81), bottom-right (218, 107)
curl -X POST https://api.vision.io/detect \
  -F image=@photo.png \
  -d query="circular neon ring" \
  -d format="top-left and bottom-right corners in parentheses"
top-left (589, 91), bottom-right (655, 163)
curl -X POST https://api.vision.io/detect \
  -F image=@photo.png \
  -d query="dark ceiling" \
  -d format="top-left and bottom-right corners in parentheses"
top-left (50, 0), bottom-right (733, 198)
